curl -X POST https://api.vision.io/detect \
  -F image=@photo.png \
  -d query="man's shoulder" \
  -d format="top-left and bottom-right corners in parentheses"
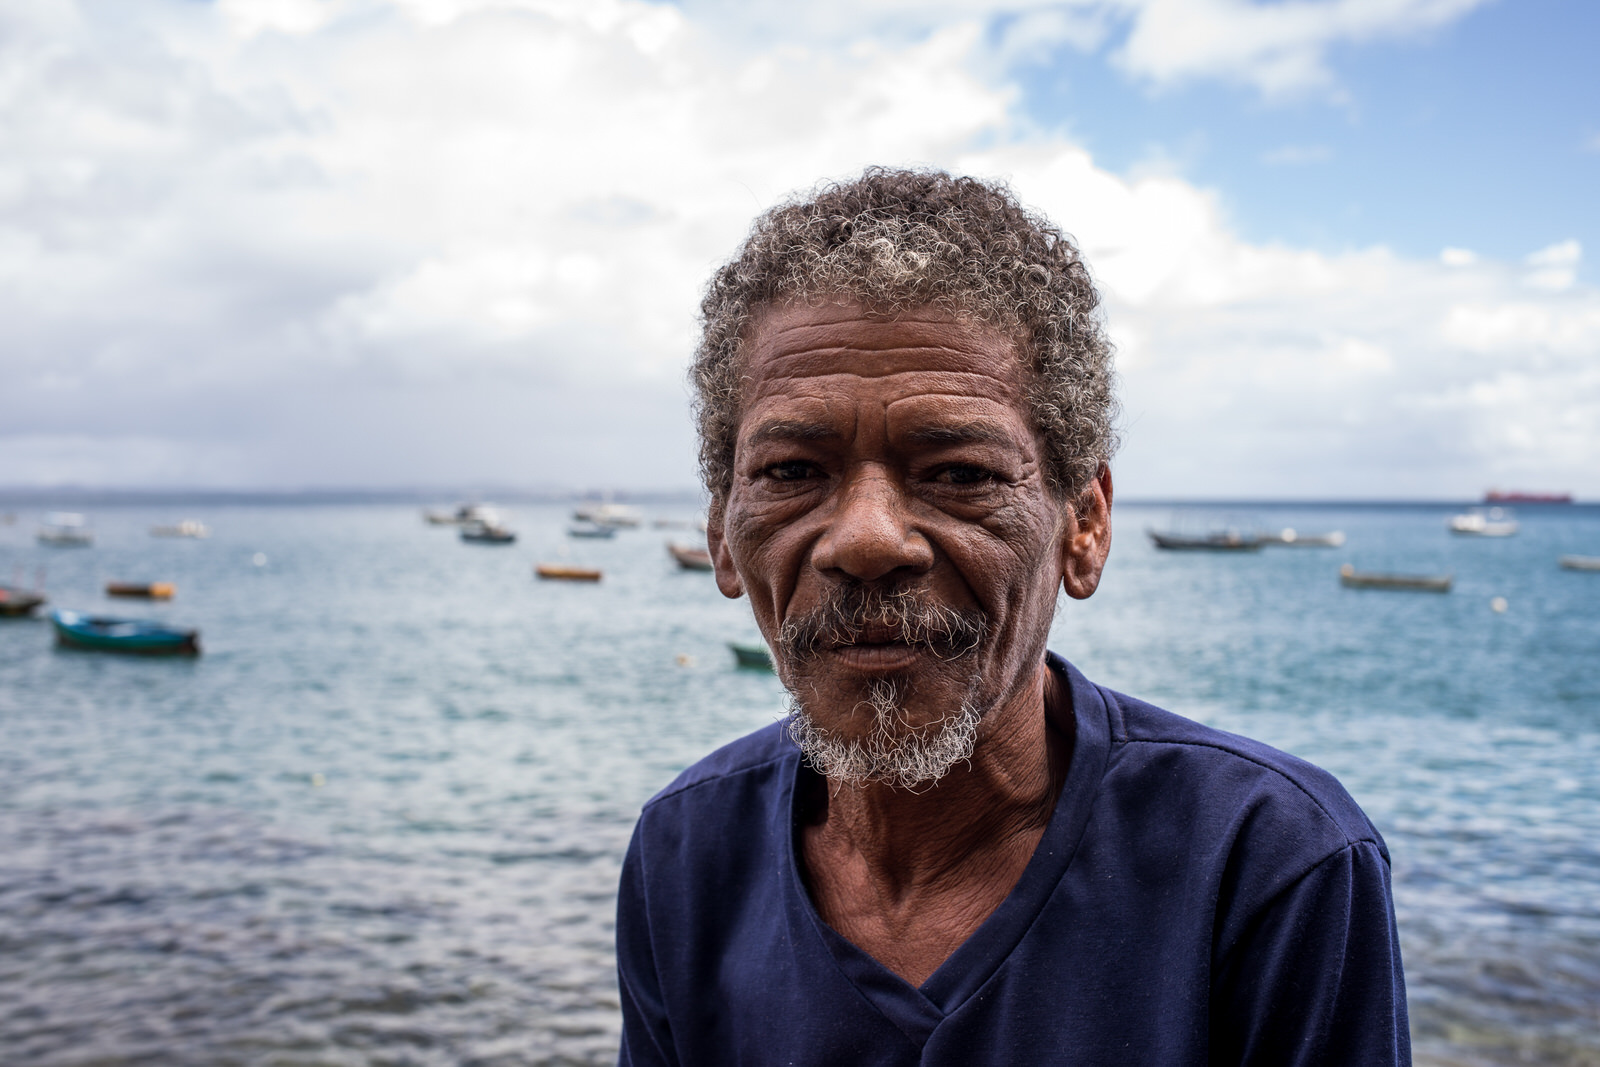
top-left (641, 719), bottom-right (795, 814)
top-left (1091, 680), bottom-right (1383, 853)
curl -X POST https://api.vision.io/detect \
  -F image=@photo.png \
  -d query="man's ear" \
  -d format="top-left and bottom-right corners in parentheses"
top-left (706, 497), bottom-right (745, 599)
top-left (1060, 465), bottom-right (1113, 601)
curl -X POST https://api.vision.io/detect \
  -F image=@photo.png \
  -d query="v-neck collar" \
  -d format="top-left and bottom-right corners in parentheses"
top-left (779, 654), bottom-right (1112, 1046)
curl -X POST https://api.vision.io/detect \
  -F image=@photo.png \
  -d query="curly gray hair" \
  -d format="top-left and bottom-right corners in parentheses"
top-left (692, 167), bottom-right (1118, 502)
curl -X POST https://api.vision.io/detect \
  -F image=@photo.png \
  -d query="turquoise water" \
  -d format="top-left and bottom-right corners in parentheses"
top-left (1, 502), bottom-right (1597, 1065)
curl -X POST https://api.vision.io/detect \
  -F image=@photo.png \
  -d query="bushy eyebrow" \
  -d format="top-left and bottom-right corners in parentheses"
top-left (901, 422), bottom-right (1015, 447)
top-left (746, 419), bottom-right (841, 445)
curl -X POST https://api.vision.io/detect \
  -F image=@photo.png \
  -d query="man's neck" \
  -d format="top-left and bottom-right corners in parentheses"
top-left (798, 659), bottom-right (1073, 985)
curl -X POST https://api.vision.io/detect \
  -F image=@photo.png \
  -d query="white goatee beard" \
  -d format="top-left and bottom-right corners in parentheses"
top-left (785, 676), bottom-right (983, 791)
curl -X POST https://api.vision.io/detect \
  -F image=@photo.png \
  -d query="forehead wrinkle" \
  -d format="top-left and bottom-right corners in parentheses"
top-left (751, 343), bottom-right (1013, 382)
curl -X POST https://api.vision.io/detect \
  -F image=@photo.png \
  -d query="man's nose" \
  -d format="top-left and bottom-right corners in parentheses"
top-left (811, 466), bottom-right (934, 582)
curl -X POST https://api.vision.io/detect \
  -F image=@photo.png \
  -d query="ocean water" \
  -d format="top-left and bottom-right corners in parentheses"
top-left (0, 502), bottom-right (1596, 1066)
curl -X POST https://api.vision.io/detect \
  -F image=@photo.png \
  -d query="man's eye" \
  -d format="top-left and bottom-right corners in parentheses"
top-left (764, 461), bottom-right (818, 482)
top-left (938, 465), bottom-right (995, 486)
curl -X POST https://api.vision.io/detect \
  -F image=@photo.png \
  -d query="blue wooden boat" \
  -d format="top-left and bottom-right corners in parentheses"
top-left (728, 641), bottom-right (773, 670)
top-left (51, 609), bottom-right (200, 655)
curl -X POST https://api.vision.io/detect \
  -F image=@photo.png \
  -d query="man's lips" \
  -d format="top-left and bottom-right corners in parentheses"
top-left (822, 637), bottom-right (923, 672)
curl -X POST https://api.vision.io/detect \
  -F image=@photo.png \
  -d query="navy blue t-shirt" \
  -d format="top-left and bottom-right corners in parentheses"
top-left (616, 654), bottom-right (1410, 1065)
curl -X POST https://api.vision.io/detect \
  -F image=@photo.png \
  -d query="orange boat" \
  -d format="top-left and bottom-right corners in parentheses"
top-left (106, 581), bottom-right (176, 599)
top-left (535, 564), bottom-right (602, 582)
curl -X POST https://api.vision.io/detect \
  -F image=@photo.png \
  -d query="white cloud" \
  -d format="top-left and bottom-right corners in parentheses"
top-left (1440, 247), bottom-right (1476, 267)
top-left (675, 0), bottom-right (1492, 99)
top-left (0, 0), bottom-right (1592, 498)
top-left (1523, 238), bottom-right (1581, 291)
top-left (1110, 0), bottom-right (1493, 97)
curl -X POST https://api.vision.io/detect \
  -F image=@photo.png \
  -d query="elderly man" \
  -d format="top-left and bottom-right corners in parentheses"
top-left (616, 169), bottom-right (1408, 1065)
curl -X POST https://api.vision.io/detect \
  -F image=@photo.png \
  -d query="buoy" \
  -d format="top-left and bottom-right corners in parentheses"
top-left (1490, 597), bottom-right (1508, 613)
top-left (252, 552), bottom-right (268, 567)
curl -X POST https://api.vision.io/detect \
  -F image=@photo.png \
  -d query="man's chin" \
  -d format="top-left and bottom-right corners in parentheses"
top-left (784, 677), bottom-right (984, 791)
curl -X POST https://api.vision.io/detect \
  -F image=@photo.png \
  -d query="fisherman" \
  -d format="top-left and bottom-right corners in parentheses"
top-left (616, 168), bottom-right (1409, 1065)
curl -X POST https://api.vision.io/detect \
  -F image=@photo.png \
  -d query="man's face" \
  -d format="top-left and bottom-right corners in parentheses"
top-left (709, 299), bottom-right (1107, 782)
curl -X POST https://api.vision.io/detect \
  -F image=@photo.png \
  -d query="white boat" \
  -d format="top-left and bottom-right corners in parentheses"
top-left (150, 519), bottom-right (209, 538)
top-left (1449, 507), bottom-right (1518, 537)
top-left (568, 521), bottom-right (617, 539)
top-left (425, 503), bottom-right (496, 526)
top-left (38, 513), bottom-right (93, 547)
top-left (460, 518), bottom-right (516, 544)
top-left (1559, 555), bottom-right (1600, 572)
top-left (1263, 527), bottom-right (1345, 547)
top-left (572, 503), bottom-right (641, 528)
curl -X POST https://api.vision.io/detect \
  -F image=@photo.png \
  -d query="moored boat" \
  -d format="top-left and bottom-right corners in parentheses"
top-left (667, 542), bottom-right (713, 571)
top-left (535, 563), bottom-right (602, 582)
top-left (1485, 490), bottom-right (1571, 505)
top-left (1148, 530), bottom-right (1262, 551)
top-left (568, 521), bottom-right (616, 539)
top-left (0, 585), bottom-right (46, 617)
top-left (729, 641), bottom-right (774, 670)
top-left (38, 513), bottom-right (92, 547)
top-left (1339, 564), bottom-right (1452, 593)
top-left (425, 503), bottom-right (495, 526)
top-left (461, 519), bottom-right (516, 544)
top-left (1559, 555), bottom-right (1600, 572)
top-left (150, 520), bottom-right (209, 538)
top-left (1450, 508), bottom-right (1518, 537)
top-left (106, 581), bottom-right (176, 600)
top-left (51, 609), bottom-right (200, 655)
top-left (573, 503), bottom-right (641, 528)
top-left (1262, 527), bottom-right (1345, 547)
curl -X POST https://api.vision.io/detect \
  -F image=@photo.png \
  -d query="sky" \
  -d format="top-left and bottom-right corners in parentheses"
top-left (1, 0), bottom-right (1597, 499)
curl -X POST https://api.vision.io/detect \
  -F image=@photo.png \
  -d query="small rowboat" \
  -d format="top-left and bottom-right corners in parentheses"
top-left (461, 521), bottom-right (516, 544)
top-left (1559, 555), bottom-right (1600, 571)
top-left (150, 520), bottom-right (209, 538)
top-left (51, 609), bottom-right (200, 655)
top-left (1339, 564), bottom-right (1452, 593)
top-left (568, 521), bottom-right (616, 539)
top-left (1148, 530), bottom-right (1262, 551)
top-left (106, 581), bottom-right (175, 599)
top-left (667, 542), bottom-right (713, 571)
top-left (1263, 527), bottom-right (1345, 547)
top-left (536, 564), bottom-right (602, 582)
top-left (38, 513), bottom-right (92, 547)
top-left (0, 585), bottom-right (46, 617)
top-left (729, 641), bottom-right (774, 670)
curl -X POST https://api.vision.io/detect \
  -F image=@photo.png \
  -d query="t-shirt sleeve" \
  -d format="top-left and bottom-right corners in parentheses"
top-left (616, 822), bottom-right (678, 1067)
top-left (1212, 838), bottom-right (1411, 1066)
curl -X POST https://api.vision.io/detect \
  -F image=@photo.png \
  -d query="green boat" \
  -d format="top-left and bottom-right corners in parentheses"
top-left (51, 609), bottom-right (200, 655)
top-left (728, 641), bottom-right (773, 670)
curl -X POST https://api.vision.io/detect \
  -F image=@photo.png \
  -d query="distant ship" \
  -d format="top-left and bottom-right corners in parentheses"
top-left (1484, 490), bottom-right (1572, 505)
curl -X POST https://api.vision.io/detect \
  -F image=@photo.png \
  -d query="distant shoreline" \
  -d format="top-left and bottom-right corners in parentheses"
top-left (0, 487), bottom-right (1592, 511)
